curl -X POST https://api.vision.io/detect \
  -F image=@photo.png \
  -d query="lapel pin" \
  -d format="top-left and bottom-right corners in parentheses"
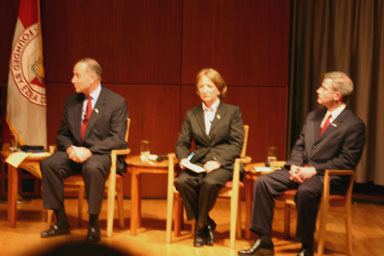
top-left (217, 114), bottom-right (221, 119)
top-left (331, 123), bottom-right (337, 127)
top-left (95, 108), bottom-right (99, 114)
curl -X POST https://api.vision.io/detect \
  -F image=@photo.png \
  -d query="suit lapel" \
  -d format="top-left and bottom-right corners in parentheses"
top-left (313, 108), bottom-right (348, 148)
top-left (73, 94), bottom-right (84, 142)
top-left (307, 110), bottom-right (325, 155)
top-left (319, 108), bottom-right (348, 138)
top-left (83, 87), bottom-right (105, 140)
top-left (209, 103), bottom-right (224, 135)
top-left (194, 105), bottom-right (206, 137)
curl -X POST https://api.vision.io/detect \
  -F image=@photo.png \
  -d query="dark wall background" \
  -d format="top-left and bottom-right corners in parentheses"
top-left (0, 0), bottom-right (291, 197)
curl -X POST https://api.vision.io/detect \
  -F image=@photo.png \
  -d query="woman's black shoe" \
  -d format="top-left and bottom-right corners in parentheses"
top-left (194, 225), bottom-right (206, 247)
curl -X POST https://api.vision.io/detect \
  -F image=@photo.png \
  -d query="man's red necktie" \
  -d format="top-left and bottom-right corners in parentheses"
top-left (81, 95), bottom-right (92, 140)
top-left (319, 114), bottom-right (332, 136)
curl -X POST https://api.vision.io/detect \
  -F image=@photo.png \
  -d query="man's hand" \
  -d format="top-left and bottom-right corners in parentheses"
top-left (204, 160), bottom-right (221, 173)
top-left (289, 164), bottom-right (316, 183)
top-left (289, 164), bottom-right (303, 183)
top-left (66, 146), bottom-right (92, 163)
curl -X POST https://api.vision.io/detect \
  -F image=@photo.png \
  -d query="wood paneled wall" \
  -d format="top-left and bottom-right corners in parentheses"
top-left (1, 0), bottom-right (291, 197)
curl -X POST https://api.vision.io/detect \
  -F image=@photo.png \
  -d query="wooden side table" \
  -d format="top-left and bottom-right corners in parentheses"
top-left (1, 147), bottom-right (50, 227)
top-left (125, 155), bottom-right (169, 235)
top-left (244, 162), bottom-right (274, 239)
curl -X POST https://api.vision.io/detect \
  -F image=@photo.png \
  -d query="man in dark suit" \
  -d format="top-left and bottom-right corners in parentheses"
top-left (175, 68), bottom-right (244, 247)
top-left (238, 72), bottom-right (366, 256)
top-left (40, 58), bottom-right (128, 242)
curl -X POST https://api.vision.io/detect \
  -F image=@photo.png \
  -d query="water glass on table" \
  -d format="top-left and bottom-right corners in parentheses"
top-left (140, 140), bottom-right (150, 161)
top-left (266, 146), bottom-right (278, 167)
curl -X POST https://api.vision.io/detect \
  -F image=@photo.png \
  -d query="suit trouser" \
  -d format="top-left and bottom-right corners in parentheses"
top-left (250, 170), bottom-right (324, 245)
top-left (174, 168), bottom-right (232, 224)
top-left (250, 170), bottom-right (349, 244)
top-left (41, 151), bottom-right (111, 214)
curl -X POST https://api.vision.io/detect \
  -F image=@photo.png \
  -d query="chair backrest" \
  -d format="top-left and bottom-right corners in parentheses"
top-left (125, 118), bottom-right (131, 143)
top-left (240, 125), bottom-right (249, 158)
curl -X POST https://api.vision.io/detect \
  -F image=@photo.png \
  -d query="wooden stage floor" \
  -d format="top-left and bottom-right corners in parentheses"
top-left (1, 197), bottom-right (383, 255)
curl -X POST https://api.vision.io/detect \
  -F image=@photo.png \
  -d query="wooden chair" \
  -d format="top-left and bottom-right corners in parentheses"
top-left (275, 169), bottom-right (354, 256)
top-left (48, 118), bottom-right (131, 237)
top-left (166, 125), bottom-right (251, 248)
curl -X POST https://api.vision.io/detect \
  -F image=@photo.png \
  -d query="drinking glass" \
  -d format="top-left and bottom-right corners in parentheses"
top-left (140, 140), bottom-right (150, 161)
top-left (267, 146), bottom-right (278, 164)
top-left (10, 133), bottom-right (19, 152)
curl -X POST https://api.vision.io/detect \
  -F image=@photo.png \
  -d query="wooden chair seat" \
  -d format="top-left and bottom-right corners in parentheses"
top-left (275, 170), bottom-right (354, 256)
top-left (166, 125), bottom-right (251, 248)
top-left (224, 180), bottom-right (245, 188)
top-left (47, 118), bottom-right (131, 237)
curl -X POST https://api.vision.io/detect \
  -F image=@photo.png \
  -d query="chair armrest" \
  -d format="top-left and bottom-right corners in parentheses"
top-left (111, 148), bottom-right (131, 157)
top-left (239, 156), bottom-right (252, 164)
top-left (325, 169), bottom-right (355, 176)
top-left (167, 153), bottom-right (177, 179)
top-left (232, 156), bottom-right (252, 186)
top-left (322, 169), bottom-right (355, 202)
top-left (110, 148), bottom-right (131, 182)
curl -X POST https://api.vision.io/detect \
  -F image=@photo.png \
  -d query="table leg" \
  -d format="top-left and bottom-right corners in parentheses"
top-left (7, 165), bottom-right (18, 228)
top-left (245, 177), bottom-right (253, 239)
top-left (137, 174), bottom-right (142, 228)
top-left (130, 171), bottom-right (139, 235)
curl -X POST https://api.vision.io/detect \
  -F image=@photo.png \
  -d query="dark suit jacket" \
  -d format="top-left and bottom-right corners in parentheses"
top-left (56, 86), bottom-right (128, 171)
top-left (286, 107), bottom-right (366, 175)
top-left (176, 102), bottom-right (244, 170)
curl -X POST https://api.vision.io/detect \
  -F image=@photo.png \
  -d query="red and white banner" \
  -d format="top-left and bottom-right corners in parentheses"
top-left (6, 0), bottom-right (47, 148)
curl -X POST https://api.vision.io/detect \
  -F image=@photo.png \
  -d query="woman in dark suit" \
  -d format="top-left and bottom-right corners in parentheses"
top-left (175, 68), bottom-right (244, 247)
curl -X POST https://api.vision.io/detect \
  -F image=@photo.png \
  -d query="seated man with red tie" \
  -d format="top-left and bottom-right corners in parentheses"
top-left (40, 58), bottom-right (128, 242)
top-left (238, 71), bottom-right (366, 256)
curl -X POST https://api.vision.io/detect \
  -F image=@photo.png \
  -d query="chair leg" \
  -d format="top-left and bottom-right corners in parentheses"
top-left (317, 202), bottom-right (328, 256)
top-left (117, 179), bottom-right (125, 228)
top-left (345, 202), bottom-right (353, 255)
top-left (173, 194), bottom-right (183, 237)
top-left (106, 176), bottom-right (116, 238)
top-left (166, 190), bottom-right (175, 243)
top-left (236, 200), bottom-right (242, 239)
top-left (283, 203), bottom-right (291, 238)
top-left (78, 186), bottom-right (85, 226)
top-left (47, 209), bottom-right (54, 227)
top-left (230, 190), bottom-right (240, 248)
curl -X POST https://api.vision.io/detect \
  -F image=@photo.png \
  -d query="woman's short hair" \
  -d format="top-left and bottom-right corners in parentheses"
top-left (196, 68), bottom-right (227, 99)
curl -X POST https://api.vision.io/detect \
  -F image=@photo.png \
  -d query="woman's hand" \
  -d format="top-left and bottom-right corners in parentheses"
top-left (204, 160), bottom-right (221, 173)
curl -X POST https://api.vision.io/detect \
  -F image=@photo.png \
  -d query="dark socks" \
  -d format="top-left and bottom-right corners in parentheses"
top-left (89, 214), bottom-right (99, 228)
top-left (197, 221), bottom-right (205, 228)
top-left (257, 234), bottom-right (273, 244)
top-left (54, 209), bottom-right (69, 227)
top-left (302, 242), bottom-right (313, 249)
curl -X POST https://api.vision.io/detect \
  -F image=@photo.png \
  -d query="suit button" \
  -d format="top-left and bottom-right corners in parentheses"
top-left (208, 136), bottom-right (212, 139)
top-left (313, 146), bottom-right (317, 149)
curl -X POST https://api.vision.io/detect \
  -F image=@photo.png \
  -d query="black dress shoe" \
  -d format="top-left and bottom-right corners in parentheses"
top-left (238, 237), bottom-right (274, 255)
top-left (298, 247), bottom-right (313, 256)
top-left (205, 218), bottom-right (216, 245)
top-left (86, 226), bottom-right (100, 243)
top-left (193, 225), bottom-right (205, 247)
top-left (41, 224), bottom-right (70, 238)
